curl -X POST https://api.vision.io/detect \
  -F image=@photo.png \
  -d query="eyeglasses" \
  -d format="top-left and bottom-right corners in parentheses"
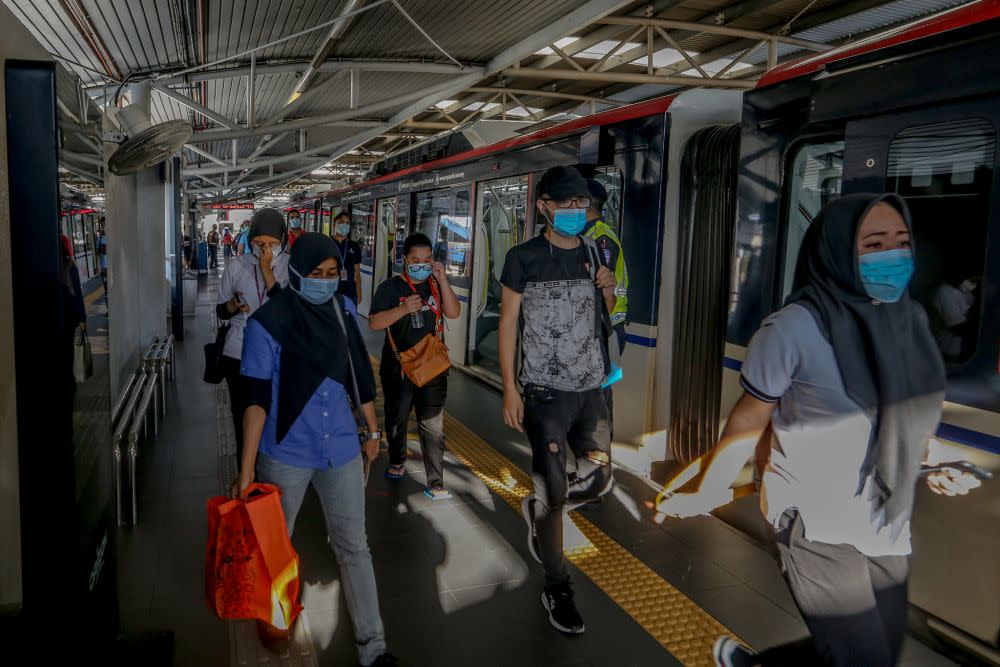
top-left (541, 196), bottom-right (591, 209)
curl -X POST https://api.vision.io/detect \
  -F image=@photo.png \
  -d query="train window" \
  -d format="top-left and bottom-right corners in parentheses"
top-left (887, 117), bottom-right (995, 364)
top-left (394, 195), bottom-right (410, 266)
top-left (593, 166), bottom-right (624, 238)
top-left (780, 140), bottom-right (844, 298)
top-left (350, 202), bottom-right (375, 265)
top-left (415, 187), bottom-right (472, 277)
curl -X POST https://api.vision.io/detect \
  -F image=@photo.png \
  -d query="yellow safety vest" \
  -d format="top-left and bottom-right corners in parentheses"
top-left (584, 219), bottom-right (628, 326)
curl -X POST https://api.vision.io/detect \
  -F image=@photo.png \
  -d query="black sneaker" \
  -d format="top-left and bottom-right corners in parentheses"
top-left (368, 653), bottom-right (399, 667)
top-left (541, 583), bottom-right (585, 634)
top-left (521, 495), bottom-right (541, 564)
top-left (713, 637), bottom-right (755, 667)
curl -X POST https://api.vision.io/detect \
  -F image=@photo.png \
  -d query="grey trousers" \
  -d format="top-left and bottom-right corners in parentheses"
top-left (758, 510), bottom-right (910, 667)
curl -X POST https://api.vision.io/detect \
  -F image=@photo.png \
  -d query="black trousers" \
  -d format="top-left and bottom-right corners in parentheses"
top-left (222, 355), bottom-right (248, 469)
top-left (380, 364), bottom-right (448, 489)
top-left (523, 386), bottom-right (613, 587)
top-left (758, 511), bottom-right (910, 666)
top-left (209, 245), bottom-right (219, 268)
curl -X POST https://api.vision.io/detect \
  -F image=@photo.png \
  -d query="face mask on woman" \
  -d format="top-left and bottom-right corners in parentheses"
top-left (857, 248), bottom-right (914, 303)
top-left (406, 262), bottom-right (432, 282)
top-left (252, 242), bottom-right (283, 260)
top-left (289, 265), bottom-right (339, 305)
top-left (289, 217), bottom-right (302, 229)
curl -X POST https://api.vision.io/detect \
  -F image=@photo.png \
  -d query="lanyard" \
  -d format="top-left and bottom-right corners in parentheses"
top-left (252, 266), bottom-right (266, 307)
top-left (402, 273), bottom-right (442, 330)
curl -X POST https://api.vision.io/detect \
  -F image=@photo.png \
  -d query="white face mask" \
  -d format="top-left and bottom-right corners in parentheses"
top-left (252, 242), bottom-right (283, 261)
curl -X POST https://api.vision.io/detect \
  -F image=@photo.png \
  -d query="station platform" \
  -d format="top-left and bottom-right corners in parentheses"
top-left (116, 265), bottom-right (963, 667)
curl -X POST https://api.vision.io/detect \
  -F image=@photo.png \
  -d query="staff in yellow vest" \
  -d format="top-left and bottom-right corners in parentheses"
top-left (584, 179), bottom-right (628, 355)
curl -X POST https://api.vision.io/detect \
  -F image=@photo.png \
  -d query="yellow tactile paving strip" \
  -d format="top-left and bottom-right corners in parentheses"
top-left (371, 359), bottom-right (746, 666)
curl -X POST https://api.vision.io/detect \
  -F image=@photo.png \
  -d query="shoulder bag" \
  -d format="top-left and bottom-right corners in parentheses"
top-left (387, 276), bottom-right (450, 387)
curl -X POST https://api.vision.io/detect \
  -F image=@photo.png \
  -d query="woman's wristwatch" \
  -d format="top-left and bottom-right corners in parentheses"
top-left (364, 428), bottom-right (382, 441)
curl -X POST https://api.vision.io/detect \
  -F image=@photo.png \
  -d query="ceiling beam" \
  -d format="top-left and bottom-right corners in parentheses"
top-left (289, 0), bottom-right (368, 102)
top-left (503, 67), bottom-right (757, 89)
top-left (84, 59), bottom-right (483, 92)
top-left (596, 16), bottom-right (831, 51)
top-left (465, 87), bottom-right (627, 107)
top-left (184, 0), bottom-right (636, 196)
top-left (151, 82), bottom-right (240, 129)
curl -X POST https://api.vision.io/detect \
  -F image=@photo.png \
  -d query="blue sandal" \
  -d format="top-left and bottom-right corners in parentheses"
top-left (385, 463), bottom-right (405, 480)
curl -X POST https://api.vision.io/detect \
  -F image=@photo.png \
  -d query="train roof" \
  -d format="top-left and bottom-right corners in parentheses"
top-left (756, 0), bottom-right (1000, 89)
top-left (304, 95), bottom-right (677, 203)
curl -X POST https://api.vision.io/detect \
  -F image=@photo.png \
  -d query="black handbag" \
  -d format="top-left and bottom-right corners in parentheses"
top-left (203, 320), bottom-right (230, 384)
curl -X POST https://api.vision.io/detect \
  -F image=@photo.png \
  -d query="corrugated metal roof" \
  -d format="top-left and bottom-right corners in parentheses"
top-left (5, 0), bottom-right (984, 199)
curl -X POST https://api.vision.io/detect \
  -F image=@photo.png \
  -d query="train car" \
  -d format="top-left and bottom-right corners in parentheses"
top-left (293, 2), bottom-right (1000, 657)
top-left (719, 1), bottom-right (1000, 658)
top-left (60, 204), bottom-right (103, 287)
top-left (293, 88), bottom-right (743, 475)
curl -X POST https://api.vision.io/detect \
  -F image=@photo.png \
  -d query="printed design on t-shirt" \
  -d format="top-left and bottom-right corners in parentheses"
top-left (520, 278), bottom-right (604, 391)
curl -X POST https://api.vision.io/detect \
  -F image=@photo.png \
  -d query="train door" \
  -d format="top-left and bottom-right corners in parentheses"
top-left (467, 175), bottom-right (528, 382)
top-left (840, 98), bottom-right (1000, 648)
top-left (350, 201), bottom-right (375, 316)
top-left (375, 198), bottom-right (395, 289)
top-left (390, 194), bottom-right (411, 277)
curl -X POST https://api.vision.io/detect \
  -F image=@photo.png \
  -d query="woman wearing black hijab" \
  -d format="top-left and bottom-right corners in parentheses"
top-left (653, 194), bottom-right (981, 666)
top-left (231, 233), bottom-right (397, 667)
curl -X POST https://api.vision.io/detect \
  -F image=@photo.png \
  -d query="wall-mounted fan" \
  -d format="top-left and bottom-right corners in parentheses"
top-left (107, 104), bottom-right (192, 175)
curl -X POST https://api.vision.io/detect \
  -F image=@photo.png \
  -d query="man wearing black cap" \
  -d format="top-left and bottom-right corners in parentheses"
top-left (498, 165), bottom-right (617, 635)
top-left (215, 208), bottom-right (289, 464)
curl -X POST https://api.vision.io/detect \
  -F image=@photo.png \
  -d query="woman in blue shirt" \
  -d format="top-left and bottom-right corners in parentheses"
top-left (231, 233), bottom-right (396, 667)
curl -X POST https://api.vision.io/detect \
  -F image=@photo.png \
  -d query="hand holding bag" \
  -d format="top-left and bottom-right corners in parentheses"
top-left (205, 483), bottom-right (303, 631)
top-left (73, 329), bottom-right (93, 383)
top-left (388, 277), bottom-right (450, 387)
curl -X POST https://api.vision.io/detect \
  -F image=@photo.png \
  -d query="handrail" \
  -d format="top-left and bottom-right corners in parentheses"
top-left (111, 370), bottom-right (142, 426)
top-left (113, 372), bottom-right (149, 526)
top-left (127, 376), bottom-right (158, 525)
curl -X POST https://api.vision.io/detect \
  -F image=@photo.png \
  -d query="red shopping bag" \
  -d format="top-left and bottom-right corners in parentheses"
top-left (206, 483), bottom-right (303, 631)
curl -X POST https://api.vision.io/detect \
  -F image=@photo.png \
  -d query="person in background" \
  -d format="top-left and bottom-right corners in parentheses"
top-left (61, 233), bottom-right (86, 334)
top-left (369, 232), bottom-right (461, 499)
top-left (222, 227), bottom-right (234, 258)
top-left (930, 266), bottom-right (980, 362)
top-left (232, 233), bottom-right (397, 667)
top-left (498, 166), bottom-right (617, 635)
top-left (583, 179), bottom-right (628, 354)
top-left (287, 210), bottom-right (305, 249)
top-left (97, 220), bottom-right (109, 288)
top-left (651, 194), bottom-right (983, 667)
top-left (332, 211), bottom-right (363, 305)
top-left (182, 232), bottom-right (192, 270)
top-left (207, 224), bottom-right (220, 269)
top-left (237, 219), bottom-right (251, 255)
top-left (216, 209), bottom-right (289, 468)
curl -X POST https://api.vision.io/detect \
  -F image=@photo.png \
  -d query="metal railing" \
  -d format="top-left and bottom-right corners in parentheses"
top-left (111, 334), bottom-right (177, 526)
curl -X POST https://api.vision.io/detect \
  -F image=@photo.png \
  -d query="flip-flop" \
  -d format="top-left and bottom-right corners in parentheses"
top-left (423, 487), bottom-right (452, 500)
top-left (385, 464), bottom-right (405, 480)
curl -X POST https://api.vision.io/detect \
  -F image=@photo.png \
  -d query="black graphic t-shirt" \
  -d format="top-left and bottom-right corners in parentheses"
top-left (371, 275), bottom-right (440, 372)
top-left (334, 237), bottom-right (363, 301)
top-left (500, 234), bottom-right (608, 391)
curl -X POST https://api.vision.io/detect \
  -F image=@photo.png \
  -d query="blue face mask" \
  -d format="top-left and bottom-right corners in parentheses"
top-left (290, 266), bottom-right (339, 305)
top-left (551, 208), bottom-right (587, 236)
top-left (335, 223), bottom-right (351, 237)
top-left (407, 263), bottom-right (432, 282)
top-left (289, 218), bottom-right (302, 229)
top-left (857, 248), bottom-right (914, 303)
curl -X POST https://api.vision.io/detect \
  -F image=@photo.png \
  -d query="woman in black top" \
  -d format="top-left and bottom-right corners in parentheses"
top-left (369, 233), bottom-right (461, 499)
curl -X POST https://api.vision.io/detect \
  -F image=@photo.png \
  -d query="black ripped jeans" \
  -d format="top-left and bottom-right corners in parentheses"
top-left (523, 386), bottom-right (613, 588)
top-left (381, 364), bottom-right (448, 489)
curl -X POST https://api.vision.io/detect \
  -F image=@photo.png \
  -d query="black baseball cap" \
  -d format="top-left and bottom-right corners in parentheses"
top-left (536, 166), bottom-right (588, 201)
top-left (586, 179), bottom-right (607, 204)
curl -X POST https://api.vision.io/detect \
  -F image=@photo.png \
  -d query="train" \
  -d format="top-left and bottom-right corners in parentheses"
top-left (289, 1), bottom-right (1000, 659)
